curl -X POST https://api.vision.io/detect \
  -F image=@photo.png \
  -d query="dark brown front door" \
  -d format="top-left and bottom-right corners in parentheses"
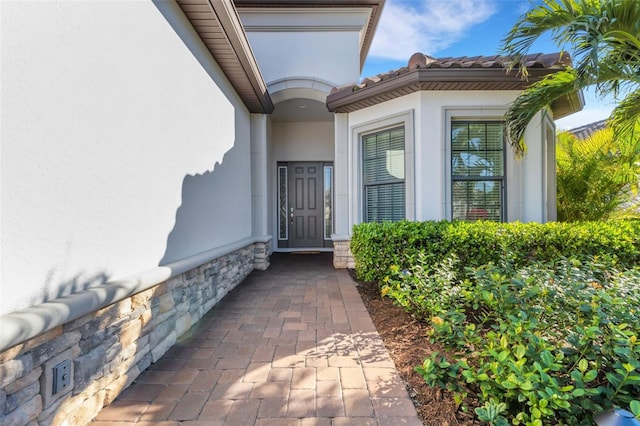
top-left (288, 162), bottom-right (323, 248)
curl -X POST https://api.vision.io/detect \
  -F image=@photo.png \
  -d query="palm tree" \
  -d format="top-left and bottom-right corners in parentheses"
top-left (501, 0), bottom-right (640, 157)
top-left (556, 126), bottom-right (640, 221)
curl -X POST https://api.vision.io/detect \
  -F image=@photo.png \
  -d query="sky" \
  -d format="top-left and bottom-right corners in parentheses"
top-left (360, 0), bottom-right (618, 130)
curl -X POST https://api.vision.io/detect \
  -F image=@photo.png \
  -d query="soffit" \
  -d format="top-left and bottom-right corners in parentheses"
top-left (233, 0), bottom-right (385, 69)
top-left (327, 52), bottom-right (584, 118)
top-left (271, 98), bottom-right (333, 123)
top-left (176, 0), bottom-right (274, 113)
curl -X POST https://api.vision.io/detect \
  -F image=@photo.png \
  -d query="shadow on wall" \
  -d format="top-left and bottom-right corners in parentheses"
top-left (159, 137), bottom-right (246, 265)
top-left (29, 271), bottom-right (111, 307)
top-left (153, 0), bottom-right (252, 266)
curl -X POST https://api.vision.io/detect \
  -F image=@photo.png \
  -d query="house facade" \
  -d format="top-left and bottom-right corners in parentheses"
top-left (0, 1), bottom-right (581, 424)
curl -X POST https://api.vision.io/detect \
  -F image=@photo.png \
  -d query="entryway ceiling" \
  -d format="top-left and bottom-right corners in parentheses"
top-left (271, 98), bottom-right (333, 123)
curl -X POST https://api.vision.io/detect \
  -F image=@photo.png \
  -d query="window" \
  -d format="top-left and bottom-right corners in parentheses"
top-left (277, 166), bottom-right (288, 240)
top-left (451, 121), bottom-right (504, 221)
top-left (323, 165), bottom-right (333, 239)
top-left (362, 126), bottom-right (405, 222)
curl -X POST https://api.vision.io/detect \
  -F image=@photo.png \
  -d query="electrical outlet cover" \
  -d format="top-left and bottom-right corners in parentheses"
top-left (41, 346), bottom-right (76, 407)
top-left (53, 359), bottom-right (72, 394)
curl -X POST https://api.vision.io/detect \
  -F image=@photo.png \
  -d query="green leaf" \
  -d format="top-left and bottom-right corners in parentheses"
top-left (495, 417), bottom-right (510, 426)
top-left (578, 358), bottom-right (588, 372)
top-left (630, 400), bottom-right (640, 417)
top-left (532, 407), bottom-right (542, 419)
top-left (584, 370), bottom-right (598, 383)
top-left (477, 373), bottom-right (489, 381)
top-left (500, 335), bottom-right (509, 349)
top-left (572, 388), bottom-right (586, 397)
top-left (515, 344), bottom-right (526, 359)
top-left (520, 381), bottom-right (534, 391)
top-left (502, 380), bottom-right (518, 389)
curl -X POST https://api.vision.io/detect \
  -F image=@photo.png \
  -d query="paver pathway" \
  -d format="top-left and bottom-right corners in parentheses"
top-left (91, 253), bottom-right (422, 425)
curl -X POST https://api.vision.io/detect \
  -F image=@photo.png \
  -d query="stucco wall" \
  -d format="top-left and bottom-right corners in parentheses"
top-left (239, 9), bottom-right (368, 86)
top-left (339, 90), bottom-right (551, 233)
top-left (1, 1), bottom-right (253, 315)
top-left (271, 121), bottom-right (335, 162)
top-left (245, 32), bottom-right (360, 86)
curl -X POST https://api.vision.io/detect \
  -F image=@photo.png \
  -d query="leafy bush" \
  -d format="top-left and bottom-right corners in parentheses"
top-left (351, 220), bottom-right (640, 283)
top-left (556, 128), bottom-right (640, 222)
top-left (351, 220), bottom-right (640, 424)
top-left (392, 257), bottom-right (640, 425)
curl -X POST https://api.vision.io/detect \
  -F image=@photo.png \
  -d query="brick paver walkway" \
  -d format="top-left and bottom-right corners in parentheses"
top-left (91, 253), bottom-right (422, 425)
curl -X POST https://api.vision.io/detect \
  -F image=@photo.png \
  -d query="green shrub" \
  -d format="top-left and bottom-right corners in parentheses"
top-left (352, 220), bottom-right (640, 424)
top-left (402, 258), bottom-right (640, 424)
top-left (350, 220), bottom-right (640, 283)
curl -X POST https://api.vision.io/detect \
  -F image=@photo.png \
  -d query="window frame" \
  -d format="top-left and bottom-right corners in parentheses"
top-left (362, 125), bottom-right (406, 223)
top-left (445, 108), bottom-right (509, 222)
top-left (350, 110), bottom-right (415, 225)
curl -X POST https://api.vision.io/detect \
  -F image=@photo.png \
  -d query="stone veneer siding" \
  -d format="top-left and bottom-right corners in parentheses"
top-left (333, 240), bottom-right (355, 269)
top-left (0, 242), bottom-right (270, 426)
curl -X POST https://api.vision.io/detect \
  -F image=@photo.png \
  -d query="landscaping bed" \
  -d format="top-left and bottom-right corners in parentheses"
top-left (351, 220), bottom-right (640, 425)
top-left (353, 269), bottom-right (480, 425)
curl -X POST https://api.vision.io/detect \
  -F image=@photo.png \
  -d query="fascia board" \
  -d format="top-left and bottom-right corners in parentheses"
top-left (205, 0), bottom-right (274, 112)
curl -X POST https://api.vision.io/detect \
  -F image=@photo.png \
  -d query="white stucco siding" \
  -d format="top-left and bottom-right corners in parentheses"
top-left (338, 90), bottom-right (551, 230)
top-left (271, 122), bottom-right (335, 161)
top-left (246, 31), bottom-right (361, 86)
top-left (519, 111), bottom-right (547, 222)
top-left (240, 5), bottom-right (370, 89)
top-left (1, 1), bottom-right (252, 314)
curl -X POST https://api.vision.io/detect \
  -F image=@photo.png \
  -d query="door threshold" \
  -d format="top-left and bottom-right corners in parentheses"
top-left (275, 248), bottom-right (333, 253)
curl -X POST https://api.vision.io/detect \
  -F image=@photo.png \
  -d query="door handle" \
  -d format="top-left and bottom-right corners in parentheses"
top-left (290, 207), bottom-right (294, 224)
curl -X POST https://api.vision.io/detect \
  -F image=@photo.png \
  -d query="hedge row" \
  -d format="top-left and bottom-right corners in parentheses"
top-left (350, 220), bottom-right (640, 282)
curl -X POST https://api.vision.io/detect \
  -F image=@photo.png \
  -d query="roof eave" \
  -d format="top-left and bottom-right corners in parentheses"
top-left (177, 0), bottom-right (274, 114)
top-left (551, 89), bottom-right (584, 119)
top-left (327, 67), bottom-right (582, 114)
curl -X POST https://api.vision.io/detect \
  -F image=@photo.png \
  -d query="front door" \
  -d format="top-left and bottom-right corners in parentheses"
top-left (277, 162), bottom-right (333, 249)
top-left (289, 162), bottom-right (322, 248)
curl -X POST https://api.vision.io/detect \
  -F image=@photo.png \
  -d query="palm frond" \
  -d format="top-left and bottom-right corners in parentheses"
top-left (608, 89), bottom-right (640, 138)
top-left (556, 124), bottom-right (640, 221)
top-left (505, 69), bottom-right (579, 157)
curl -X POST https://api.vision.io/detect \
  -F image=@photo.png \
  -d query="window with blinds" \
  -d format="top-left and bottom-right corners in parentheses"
top-left (362, 126), bottom-right (405, 222)
top-left (451, 121), bottom-right (505, 221)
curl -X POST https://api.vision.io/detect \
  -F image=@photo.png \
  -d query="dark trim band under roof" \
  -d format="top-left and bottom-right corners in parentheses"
top-left (327, 52), bottom-right (583, 119)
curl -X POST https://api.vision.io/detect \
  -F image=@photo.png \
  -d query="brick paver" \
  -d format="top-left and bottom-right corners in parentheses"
top-left (91, 253), bottom-right (421, 425)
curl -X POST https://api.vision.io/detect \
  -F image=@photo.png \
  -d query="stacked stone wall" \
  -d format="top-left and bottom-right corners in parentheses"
top-left (332, 240), bottom-right (355, 269)
top-left (0, 244), bottom-right (261, 426)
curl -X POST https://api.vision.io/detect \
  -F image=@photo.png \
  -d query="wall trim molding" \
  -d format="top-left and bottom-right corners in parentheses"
top-left (0, 236), bottom-right (271, 352)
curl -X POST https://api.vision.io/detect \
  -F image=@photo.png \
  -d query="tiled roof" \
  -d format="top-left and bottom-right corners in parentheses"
top-left (353, 52), bottom-right (572, 90)
top-left (327, 51), bottom-right (583, 118)
top-left (568, 119), bottom-right (607, 139)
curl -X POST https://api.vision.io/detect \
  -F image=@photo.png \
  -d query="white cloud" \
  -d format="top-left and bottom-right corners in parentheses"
top-left (369, 0), bottom-right (497, 60)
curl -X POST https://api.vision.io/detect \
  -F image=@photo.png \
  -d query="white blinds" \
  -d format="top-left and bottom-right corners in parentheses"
top-left (451, 122), bottom-right (504, 221)
top-left (363, 127), bottom-right (405, 222)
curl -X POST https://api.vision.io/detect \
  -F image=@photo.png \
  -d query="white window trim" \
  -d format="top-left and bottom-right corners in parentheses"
top-left (541, 111), bottom-right (557, 222)
top-left (350, 110), bottom-right (415, 226)
top-left (444, 107), bottom-right (510, 221)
